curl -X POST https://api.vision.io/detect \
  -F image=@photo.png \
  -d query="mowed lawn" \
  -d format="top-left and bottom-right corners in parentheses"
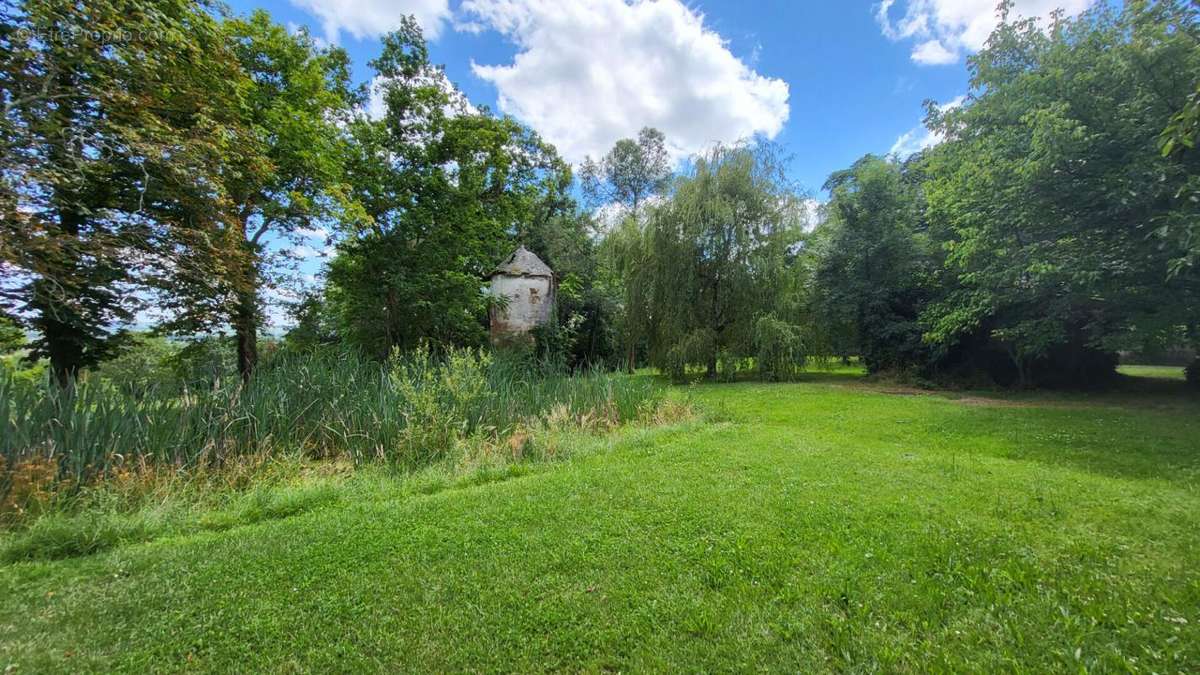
top-left (1117, 364), bottom-right (1187, 380)
top-left (2, 372), bottom-right (1199, 672)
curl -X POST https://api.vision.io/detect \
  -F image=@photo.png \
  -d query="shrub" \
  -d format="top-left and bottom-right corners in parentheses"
top-left (753, 315), bottom-right (805, 382)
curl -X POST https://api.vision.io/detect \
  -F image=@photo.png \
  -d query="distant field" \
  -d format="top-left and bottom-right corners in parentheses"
top-left (2, 373), bottom-right (1198, 672)
top-left (1118, 364), bottom-right (1186, 380)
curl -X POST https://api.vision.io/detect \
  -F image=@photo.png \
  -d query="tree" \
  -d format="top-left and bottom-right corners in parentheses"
top-left (0, 0), bottom-right (247, 384)
top-left (598, 213), bottom-right (653, 372)
top-left (583, 128), bottom-right (674, 372)
top-left (811, 155), bottom-right (930, 374)
top-left (283, 291), bottom-right (339, 351)
top-left (920, 1), bottom-right (1200, 386)
top-left (635, 142), bottom-right (805, 380)
top-left (581, 127), bottom-right (671, 218)
top-left (0, 312), bottom-right (22, 353)
top-left (327, 18), bottom-right (572, 358)
top-left (155, 10), bottom-right (355, 380)
top-left (519, 207), bottom-right (622, 370)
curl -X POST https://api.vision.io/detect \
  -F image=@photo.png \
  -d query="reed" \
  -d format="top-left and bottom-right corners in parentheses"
top-left (0, 346), bottom-right (663, 521)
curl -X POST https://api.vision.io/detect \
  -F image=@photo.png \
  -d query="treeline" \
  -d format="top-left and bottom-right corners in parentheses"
top-left (812, 2), bottom-right (1199, 387)
top-left (610, 1), bottom-right (1200, 387)
top-left (1, 1), bottom-right (1198, 390)
top-left (1, 2), bottom-right (587, 384)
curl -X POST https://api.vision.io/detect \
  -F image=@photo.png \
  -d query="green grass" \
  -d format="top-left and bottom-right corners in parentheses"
top-left (1118, 364), bottom-right (1186, 380)
top-left (1, 375), bottom-right (1198, 672)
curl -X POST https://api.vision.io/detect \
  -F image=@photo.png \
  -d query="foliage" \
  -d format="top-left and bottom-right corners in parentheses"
top-left (636, 142), bottom-right (805, 379)
top-left (0, 0), bottom-right (246, 383)
top-left (0, 314), bottom-right (22, 353)
top-left (0, 345), bottom-right (663, 518)
top-left (581, 128), bottom-right (675, 372)
top-left (327, 18), bottom-right (572, 359)
top-left (753, 314), bottom-right (804, 381)
top-left (521, 208), bottom-right (622, 370)
top-left (283, 292), bottom-right (340, 352)
top-left (811, 155), bottom-right (930, 375)
top-left (154, 10), bottom-right (356, 380)
top-left (918, 1), bottom-right (1200, 386)
top-left (92, 334), bottom-right (181, 398)
top-left (580, 127), bottom-right (672, 216)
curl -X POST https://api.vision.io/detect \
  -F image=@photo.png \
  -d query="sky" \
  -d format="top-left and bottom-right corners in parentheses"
top-left (226, 0), bottom-right (1094, 192)
top-left (219, 0), bottom-right (1095, 326)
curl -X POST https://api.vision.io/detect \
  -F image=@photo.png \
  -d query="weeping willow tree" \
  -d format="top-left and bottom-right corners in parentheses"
top-left (634, 142), bottom-right (806, 380)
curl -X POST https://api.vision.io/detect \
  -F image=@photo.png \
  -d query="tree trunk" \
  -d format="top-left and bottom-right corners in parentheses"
top-left (40, 69), bottom-right (85, 387)
top-left (1007, 346), bottom-right (1030, 389)
top-left (38, 204), bottom-right (86, 387)
top-left (35, 280), bottom-right (84, 388)
top-left (626, 341), bottom-right (635, 374)
top-left (235, 287), bottom-right (257, 383)
top-left (234, 216), bottom-right (260, 383)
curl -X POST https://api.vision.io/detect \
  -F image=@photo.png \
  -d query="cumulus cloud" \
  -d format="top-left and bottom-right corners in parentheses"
top-left (889, 95), bottom-right (966, 157)
top-left (875, 0), bottom-right (1094, 65)
top-left (289, 0), bottom-right (452, 43)
top-left (461, 0), bottom-right (790, 164)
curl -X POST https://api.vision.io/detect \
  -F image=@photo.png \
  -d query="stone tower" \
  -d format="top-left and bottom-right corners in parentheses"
top-left (488, 245), bottom-right (555, 345)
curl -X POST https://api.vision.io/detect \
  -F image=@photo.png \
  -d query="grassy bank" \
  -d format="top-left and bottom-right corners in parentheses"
top-left (1, 371), bottom-right (1197, 671)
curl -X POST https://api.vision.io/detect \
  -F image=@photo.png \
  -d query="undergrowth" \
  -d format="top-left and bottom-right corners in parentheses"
top-left (1, 346), bottom-right (685, 537)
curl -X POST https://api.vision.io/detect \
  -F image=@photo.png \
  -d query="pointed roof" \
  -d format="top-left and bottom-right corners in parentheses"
top-left (491, 245), bottom-right (553, 278)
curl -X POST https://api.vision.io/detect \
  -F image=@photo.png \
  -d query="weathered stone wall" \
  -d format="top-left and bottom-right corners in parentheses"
top-left (490, 275), bottom-right (554, 343)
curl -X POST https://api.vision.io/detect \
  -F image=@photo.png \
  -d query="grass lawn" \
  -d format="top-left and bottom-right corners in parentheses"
top-left (1117, 364), bottom-right (1187, 381)
top-left (2, 372), bottom-right (1198, 672)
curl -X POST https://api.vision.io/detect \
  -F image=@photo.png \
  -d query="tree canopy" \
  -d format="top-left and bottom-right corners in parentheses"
top-left (325, 18), bottom-right (572, 358)
top-left (1, 0), bottom-right (1197, 391)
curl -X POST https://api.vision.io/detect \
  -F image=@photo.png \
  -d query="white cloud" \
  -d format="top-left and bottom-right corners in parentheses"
top-left (911, 39), bottom-right (957, 65)
top-left (889, 95), bottom-right (966, 157)
top-left (875, 0), bottom-right (1094, 65)
top-left (461, 0), bottom-right (789, 164)
top-left (288, 244), bottom-right (325, 259)
top-left (800, 198), bottom-right (824, 232)
top-left (289, 0), bottom-right (452, 43)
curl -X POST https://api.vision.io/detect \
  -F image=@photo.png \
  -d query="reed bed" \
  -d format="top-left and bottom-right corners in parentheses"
top-left (0, 346), bottom-right (664, 522)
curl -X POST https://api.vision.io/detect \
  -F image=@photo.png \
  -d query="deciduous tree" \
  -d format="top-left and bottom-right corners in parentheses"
top-left (0, 0), bottom-right (246, 384)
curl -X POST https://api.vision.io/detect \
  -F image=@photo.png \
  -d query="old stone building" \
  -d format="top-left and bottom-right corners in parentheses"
top-left (488, 245), bottom-right (555, 344)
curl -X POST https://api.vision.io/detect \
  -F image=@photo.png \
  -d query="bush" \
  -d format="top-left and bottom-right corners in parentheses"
top-left (753, 315), bottom-right (805, 382)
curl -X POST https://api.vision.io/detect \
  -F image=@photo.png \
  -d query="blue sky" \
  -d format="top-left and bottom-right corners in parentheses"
top-left (218, 0), bottom-right (1094, 326)
top-left (225, 0), bottom-right (1092, 194)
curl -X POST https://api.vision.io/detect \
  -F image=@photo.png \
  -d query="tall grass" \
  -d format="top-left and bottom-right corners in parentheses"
top-left (0, 346), bottom-right (664, 522)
